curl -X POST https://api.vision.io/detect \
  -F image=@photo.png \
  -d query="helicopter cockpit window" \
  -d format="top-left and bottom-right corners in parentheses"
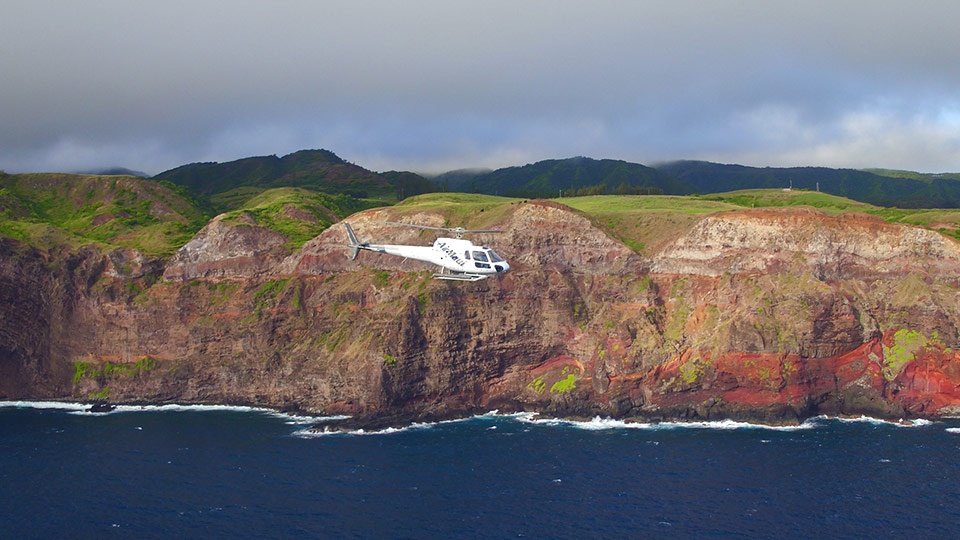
top-left (472, 251), bottom-right (489, 262)
top-left (487, 250), bottom-right (504, 263)
top-left (464, 251), bottom-right (471, 260)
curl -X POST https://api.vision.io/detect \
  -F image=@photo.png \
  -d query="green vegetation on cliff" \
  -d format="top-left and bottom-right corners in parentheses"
top-left (219, 188), bottom-right (370, 250)
top-left (0, 173), bottom-right (211, 256)
top-left (0, 173), bottom-right (381, 258)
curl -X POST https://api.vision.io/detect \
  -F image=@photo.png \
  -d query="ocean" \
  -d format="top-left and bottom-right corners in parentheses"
top-left (2, 402), bottom-right (959, 539)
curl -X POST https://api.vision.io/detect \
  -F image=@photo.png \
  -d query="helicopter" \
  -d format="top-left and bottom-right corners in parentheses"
top-left (344, 221), bottom-right (510, 281)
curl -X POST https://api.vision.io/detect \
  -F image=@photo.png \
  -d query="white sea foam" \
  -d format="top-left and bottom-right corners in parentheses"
top-left (0, 400), bottom-right (279, 415)
top-left (293, 422), bottom-right (435, 438)
top-left (0, 400), bottom-right (341, 424)
top-left (71, 403), bottom-right (283, 417)
top-left (520, 416), bottom-right (653, 430)
top-left (831, 414), bottom-right (935, 428)
top-left (293, 410), bottom-right (521, 437)
top-left (519, 415), bottom-right (814, 432)
top-left (5, 401), bottom-right (935, 433)
top-left (0, 400), bottom-right (91, 412)
top-left (658, 418), bottom-right (815, 432)
top-left (945, 427), bottom-right (960, 434)
top-left (833, 414), bottom-right (895, 425)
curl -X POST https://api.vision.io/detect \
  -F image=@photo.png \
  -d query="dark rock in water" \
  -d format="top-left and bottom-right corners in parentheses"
top-left (89, 402), bottom-right (115, 413)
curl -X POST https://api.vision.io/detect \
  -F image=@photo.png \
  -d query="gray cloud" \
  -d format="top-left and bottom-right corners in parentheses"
top-left (2, 0), bottom-right (960, 175)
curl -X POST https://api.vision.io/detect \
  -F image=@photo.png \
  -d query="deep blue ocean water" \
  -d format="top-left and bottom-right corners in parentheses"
top-left (2, 403), bottom-right (960, 539)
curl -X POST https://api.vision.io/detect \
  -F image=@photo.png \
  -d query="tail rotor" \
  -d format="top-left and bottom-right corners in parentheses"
top-left (344, 222), bottom-right (363, 260)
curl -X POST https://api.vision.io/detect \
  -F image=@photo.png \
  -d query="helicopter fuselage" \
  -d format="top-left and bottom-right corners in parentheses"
top-left (345, 223), bottom-right (509, 280)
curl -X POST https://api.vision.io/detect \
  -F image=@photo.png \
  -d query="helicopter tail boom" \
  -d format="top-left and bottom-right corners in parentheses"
top-left (344, 222), bottom-right (362, 260)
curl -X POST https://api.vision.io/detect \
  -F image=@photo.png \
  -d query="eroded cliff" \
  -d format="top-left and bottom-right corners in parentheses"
top-left (4, 198), bottom-right (960, 425)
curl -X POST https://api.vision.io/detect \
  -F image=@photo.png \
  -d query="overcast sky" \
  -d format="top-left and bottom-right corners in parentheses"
top-left (3, 1), bottom-right (960, 175)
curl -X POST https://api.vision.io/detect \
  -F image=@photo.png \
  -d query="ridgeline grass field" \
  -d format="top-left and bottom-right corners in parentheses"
top-left (5, 171), bottom-right (960, 258)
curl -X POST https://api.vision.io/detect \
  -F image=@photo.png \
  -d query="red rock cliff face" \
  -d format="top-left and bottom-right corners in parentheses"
top-left (3, 202), bottom-right (960, 424)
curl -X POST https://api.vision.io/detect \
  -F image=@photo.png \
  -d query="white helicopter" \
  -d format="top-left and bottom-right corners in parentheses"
top-left (344, 221), bottom-right (510, 281)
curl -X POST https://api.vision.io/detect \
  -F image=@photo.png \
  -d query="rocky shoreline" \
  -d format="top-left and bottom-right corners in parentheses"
top-left (22, 399), bottom-right (931, 434)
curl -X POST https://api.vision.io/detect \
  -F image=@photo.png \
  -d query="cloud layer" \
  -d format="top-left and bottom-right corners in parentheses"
top-left (3, 0), bottom-right (960, 174)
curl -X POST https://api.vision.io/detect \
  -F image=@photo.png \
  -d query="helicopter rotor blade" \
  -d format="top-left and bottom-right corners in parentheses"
top-left (384, 222), bottom-right (501, 238)
top-left (384, 222), bottom-right (448, 231)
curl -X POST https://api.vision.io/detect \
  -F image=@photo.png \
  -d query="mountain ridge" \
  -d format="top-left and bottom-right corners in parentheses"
top-left (153, 149), bottom-right (435, 202)
top-left (149, 151), bottom-right (960, 209)
top-left (656, 160), bottom-right (960, 208)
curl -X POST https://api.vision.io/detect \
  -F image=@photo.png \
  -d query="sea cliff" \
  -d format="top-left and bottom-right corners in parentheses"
top-left (4, 195), bottom-right (960, 426)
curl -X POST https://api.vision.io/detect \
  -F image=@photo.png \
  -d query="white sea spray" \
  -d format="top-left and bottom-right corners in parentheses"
top-left (520, 414), bottom-right (815, 432)
top-left (0, 400), bottom-right (339, 425)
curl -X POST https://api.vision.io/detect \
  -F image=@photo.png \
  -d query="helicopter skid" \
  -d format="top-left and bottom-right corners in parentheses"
top-left (432, 272), bottom-right (488, 281)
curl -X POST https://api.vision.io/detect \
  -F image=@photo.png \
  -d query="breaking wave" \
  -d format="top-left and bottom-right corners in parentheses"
top-left (519, 415), bottom-right (816, 431)
top-left (292, 411), bottom-right (514, 437)
top-left (0, 400), bottom-right (327, 425)
top-left (2, 401), bottom-right (942, 435)
top-left (830, 414), bottom-right (935, 428)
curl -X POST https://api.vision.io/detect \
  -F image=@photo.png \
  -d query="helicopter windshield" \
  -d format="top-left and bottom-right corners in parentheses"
top-left (487, 250), bottom-right (504, 263)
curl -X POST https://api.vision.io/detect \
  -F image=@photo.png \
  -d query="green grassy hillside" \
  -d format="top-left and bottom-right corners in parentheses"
top-left (392, 193), bottom-right (517, 228)
top-left (557, 195), bottom-right (740, 253)
top-left (217, 187), bottom-right (377, 251)
top-left (697, 188), bottom-right (874, 213)
top-left (0, 173), bottom-right (210, 256)
top-left (864, 168), bottom-right (960, 182)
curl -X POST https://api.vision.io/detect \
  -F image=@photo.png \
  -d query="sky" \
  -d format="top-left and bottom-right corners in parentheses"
top-left (3, 0), bottom-right (960, 176)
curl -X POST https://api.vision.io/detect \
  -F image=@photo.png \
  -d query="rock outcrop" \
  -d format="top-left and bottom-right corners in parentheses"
top-left (651, 207), bottom-right (960, 279)
top-left (163, 213), bottom-right (289, 280)
top-left (4, 201), bottom-right (960, 425)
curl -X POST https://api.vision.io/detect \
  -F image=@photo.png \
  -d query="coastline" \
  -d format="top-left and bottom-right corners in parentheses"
top-left (1, 400), bottom-right (937, 436)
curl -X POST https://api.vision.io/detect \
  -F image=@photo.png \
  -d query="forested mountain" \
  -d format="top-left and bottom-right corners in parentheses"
top-left (428, 168), bottom-right (494, 192)
top-left (657, 161), bottom-right (960, 208)
top-left (153, 149), bottom-right (436, 202)
top-left (446, 157), bottom-right (693, 197)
